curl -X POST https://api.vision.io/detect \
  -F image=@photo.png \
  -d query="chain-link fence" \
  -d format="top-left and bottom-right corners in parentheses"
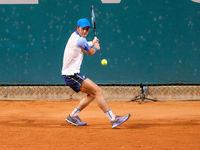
top-left (0, 84), bottom-right (200, 101)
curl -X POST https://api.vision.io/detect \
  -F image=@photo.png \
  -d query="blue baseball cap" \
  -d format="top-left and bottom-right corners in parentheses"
top-left (77, 18), bottom-right (90, 28)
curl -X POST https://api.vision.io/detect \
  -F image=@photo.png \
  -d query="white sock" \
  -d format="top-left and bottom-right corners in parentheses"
top-left (105, 109), bottom-right (116, 121)
top-left (70, 107), bottom-right (81, 117)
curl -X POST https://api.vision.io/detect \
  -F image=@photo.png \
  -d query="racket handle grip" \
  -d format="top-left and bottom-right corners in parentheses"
top-left (94, 36), bottom-right (97, 39)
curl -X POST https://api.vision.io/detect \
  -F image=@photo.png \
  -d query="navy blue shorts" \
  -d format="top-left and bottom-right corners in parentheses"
top-left (62, 73), bottom-right (87, 93)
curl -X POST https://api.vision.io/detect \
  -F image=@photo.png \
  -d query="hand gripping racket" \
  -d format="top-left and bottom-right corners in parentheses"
top-left (91, 5), bottom-right (97, 39)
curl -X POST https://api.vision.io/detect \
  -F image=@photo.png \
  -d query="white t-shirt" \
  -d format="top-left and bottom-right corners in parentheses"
top-left (62, 31), bottom-right (93, 75)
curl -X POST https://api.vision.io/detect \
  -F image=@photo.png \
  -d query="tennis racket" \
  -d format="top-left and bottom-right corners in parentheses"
top-left (91, 5), bottom-right (97, 39)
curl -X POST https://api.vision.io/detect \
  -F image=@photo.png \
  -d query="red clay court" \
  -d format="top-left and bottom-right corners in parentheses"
top-left (0, 100), bottom-right (200, 150)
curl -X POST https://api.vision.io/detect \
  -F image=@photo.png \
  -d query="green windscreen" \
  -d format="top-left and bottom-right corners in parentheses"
top-left (0, 0), bottom-right (199, 84)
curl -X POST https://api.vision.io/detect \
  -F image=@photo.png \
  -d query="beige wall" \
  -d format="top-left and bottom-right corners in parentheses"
top-left (0, 85), bottom-right (200, 101)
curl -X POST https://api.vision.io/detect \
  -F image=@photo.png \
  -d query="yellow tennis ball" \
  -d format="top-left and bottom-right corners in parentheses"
top-left (101, 59), bottom-right (107, 66)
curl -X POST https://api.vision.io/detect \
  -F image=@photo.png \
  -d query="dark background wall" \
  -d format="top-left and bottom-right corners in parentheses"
top-left (0, 0), bottom-right (200, 84)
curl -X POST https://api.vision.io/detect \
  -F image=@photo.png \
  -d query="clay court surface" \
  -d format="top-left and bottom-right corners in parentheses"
top-left (0, 100), bottom-right (200, 150)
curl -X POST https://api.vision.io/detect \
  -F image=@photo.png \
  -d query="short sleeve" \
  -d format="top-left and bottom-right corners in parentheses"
top-left (77, 37), bottom-right (90, 51)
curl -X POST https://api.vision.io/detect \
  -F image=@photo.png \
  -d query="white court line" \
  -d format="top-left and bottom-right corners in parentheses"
top-left (0, 0), bottom-right (38, 4)
top-left (191, 0), bottom-right (200, 3)
top-left (101, 0), bottom-right (121, 3)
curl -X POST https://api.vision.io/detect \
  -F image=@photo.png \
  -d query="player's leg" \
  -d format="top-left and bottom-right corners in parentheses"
top-left (77, 78), bottom-right (131, 128)
top-left (79, 78), bottom-right (110, 113)
top-left (75, 94), bottom-right (95, 111)
top-left (80, 78), bottom-right (131, 128)
top-left (63, 74), bottom-right (89, 126)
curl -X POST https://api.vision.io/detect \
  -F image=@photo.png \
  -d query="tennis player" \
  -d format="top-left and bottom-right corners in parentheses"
top-left (62, 18), bottom-right (130, 128)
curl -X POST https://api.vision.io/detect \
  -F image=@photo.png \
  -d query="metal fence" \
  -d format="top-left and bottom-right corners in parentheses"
top-left (0, 84), bottom-right (200, 101)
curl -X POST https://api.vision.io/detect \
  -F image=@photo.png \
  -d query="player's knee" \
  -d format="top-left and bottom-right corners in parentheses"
top-left (95, 86), bottom-right (103, 96)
